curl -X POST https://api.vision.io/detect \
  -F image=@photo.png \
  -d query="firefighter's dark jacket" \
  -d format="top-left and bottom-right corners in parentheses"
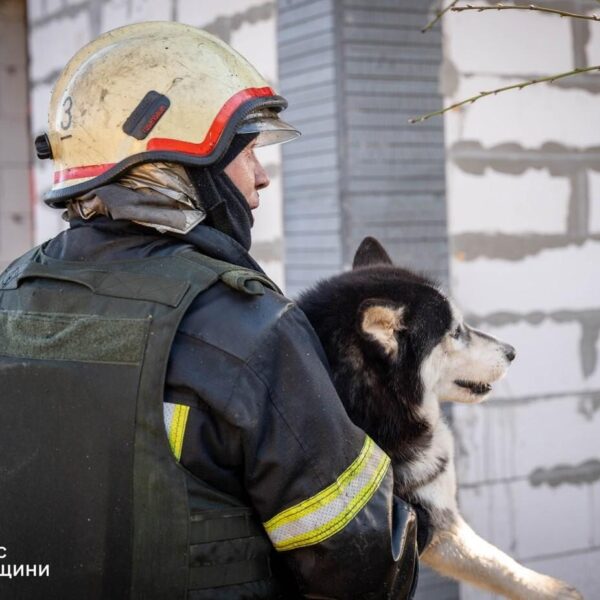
top-left (0, 218), bottom-right (419, 599)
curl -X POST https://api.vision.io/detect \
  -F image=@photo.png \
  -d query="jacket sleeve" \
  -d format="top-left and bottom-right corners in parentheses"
top-left (234, 304), bottom-right (419, 599)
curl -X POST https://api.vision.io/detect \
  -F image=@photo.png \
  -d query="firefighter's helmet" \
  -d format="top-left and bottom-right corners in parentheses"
top-left (37, 21), bottom-right (299, 207)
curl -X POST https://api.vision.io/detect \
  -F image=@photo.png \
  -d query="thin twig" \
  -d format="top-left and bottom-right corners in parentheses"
top-left (451, 4), bottom-right (600, 22)
top-left (409, 65), bottom-right (600, 123)
top-left (422, 0), bottom-right (460, 33)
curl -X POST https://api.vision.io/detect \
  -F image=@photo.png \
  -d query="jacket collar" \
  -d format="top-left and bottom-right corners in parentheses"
top-left (170, 223), bottom-right (264, 273)
top-left (44, 217), bottom-right (266, 275)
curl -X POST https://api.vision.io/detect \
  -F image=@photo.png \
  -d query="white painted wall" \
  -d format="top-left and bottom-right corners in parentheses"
top-left (0, 0), bottom-right (32, 272)
top-left (443, 3), bottom-right (600, 598)
top-left (26, 0), bottom-right (284, 288)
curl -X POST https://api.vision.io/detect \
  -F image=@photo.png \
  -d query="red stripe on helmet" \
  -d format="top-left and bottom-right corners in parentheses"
top-left (146, 86), bottom-right (275, 154)
top-left (52, 87), bottom-right (275, 184)
top-left (53, 163), bottom-right (116, 184)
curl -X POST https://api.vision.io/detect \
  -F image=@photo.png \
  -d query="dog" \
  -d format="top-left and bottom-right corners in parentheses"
top-left (298, 237), bottom-right (582, 600)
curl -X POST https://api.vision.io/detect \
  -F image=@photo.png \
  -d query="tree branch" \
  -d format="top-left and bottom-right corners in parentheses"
top-left (409, 65), bottom-right (600, 123)
top-left (451, 4), bottom-right (600, 22)
top-left (422, 0), bottom-right (460, 33)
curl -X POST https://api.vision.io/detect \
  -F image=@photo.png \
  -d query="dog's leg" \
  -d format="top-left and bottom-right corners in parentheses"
top-left (421, 515), bottom-right (583, 600)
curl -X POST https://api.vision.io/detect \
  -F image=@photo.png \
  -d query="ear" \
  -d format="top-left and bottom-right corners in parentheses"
top-left (359, 299), bottom-right (406, 357)
top-left (353, 237), bottom-right (393, 269)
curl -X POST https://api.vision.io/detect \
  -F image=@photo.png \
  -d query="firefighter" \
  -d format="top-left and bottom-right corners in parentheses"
top-left (0, 22), bottom-right (427, 599)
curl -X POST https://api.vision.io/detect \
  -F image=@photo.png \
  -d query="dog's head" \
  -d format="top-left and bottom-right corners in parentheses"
top-left (300, 237), bottom-right (515, 407)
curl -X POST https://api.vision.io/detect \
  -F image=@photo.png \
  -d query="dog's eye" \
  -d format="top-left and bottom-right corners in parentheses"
top-left (450, 326), bottom-right (462, 339)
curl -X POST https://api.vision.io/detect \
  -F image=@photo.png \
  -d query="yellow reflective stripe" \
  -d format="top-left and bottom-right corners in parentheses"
top-left (265, 435), bottom-right (373, 530)
top-left (273, 451), bottom-right (390, 551)
top-left (165, 403), bottom-right (190, 461)
top-left (263, 436), bottom-right (391, 551)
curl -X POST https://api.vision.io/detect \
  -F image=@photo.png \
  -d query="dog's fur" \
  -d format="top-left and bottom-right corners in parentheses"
top-left (299, 237), bottom-right (582, 600)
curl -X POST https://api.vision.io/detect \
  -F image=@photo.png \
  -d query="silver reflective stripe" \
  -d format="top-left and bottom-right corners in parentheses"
top-left (264, 436), bottom-right (391, 551)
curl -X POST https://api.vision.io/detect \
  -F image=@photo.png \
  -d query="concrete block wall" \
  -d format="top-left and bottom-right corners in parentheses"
top-left (277, 0), bottom-right (343, 296)
top-left (279, 0), bottom-right (449, 299)
top-left (0, 0), bottom-right (33, 272)
top-left (442, 1), bottom-right (600, 598)
top-left (26, 0), bottom-right (284, 287)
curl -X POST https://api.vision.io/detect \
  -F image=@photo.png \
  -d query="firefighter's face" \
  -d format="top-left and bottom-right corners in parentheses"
top-left (224, 138), bottom-right (270, 210)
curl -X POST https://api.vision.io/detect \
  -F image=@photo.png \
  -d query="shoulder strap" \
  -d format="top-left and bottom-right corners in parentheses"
top-left (1, 246), bottom-right (282, 300)
top-left (178, 249), bottom-right (283, 296)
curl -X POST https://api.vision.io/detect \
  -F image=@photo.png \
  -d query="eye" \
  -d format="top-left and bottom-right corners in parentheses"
top-left (450, 325), bottom-right (461, 340)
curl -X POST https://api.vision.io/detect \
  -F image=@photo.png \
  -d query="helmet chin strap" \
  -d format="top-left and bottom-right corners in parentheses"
top-left (185, 133), bottom-right (258, 251)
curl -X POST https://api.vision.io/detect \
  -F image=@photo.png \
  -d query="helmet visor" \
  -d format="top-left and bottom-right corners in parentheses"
top-left (236, 109), bottom-right (301, 147)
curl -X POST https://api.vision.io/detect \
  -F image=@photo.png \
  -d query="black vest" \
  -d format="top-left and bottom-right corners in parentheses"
top-left (0, 245), bottom-right (283, 599)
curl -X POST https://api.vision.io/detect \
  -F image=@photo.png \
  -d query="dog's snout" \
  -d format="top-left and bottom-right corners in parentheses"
top-left (503, 344), bottom-right (516, 362)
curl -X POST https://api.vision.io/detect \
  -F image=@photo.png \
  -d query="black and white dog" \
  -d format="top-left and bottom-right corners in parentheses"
top-left (299, 237), bottom-right (582, 600)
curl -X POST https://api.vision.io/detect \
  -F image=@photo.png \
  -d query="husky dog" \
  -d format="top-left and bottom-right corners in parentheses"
top-left (298, 237), bottom-right (582, 600)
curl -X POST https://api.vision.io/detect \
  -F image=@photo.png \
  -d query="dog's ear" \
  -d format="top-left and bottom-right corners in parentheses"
top-left (353, 237), bottom-right (393, 269)
top-left (359, 299), bottom-right (406, 357)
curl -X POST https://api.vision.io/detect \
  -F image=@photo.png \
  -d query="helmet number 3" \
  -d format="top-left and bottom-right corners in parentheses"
top-left (61, 96), bottom-right (74, 130)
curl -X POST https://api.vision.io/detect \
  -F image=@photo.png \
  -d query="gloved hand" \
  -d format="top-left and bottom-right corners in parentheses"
top-left (412, 502), bottom-right (433, 554)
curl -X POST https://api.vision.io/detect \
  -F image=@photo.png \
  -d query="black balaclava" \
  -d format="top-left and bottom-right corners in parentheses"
top-left (185, 132), bottom-right (259, 251)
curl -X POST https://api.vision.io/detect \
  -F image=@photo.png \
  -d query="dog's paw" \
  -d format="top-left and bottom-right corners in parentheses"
top-left (535, 576), bottom-right (583, 600)
top-left (555, 588), bottom-right (584, 600)
top-left (515, 572), bottom-right (584, 600)
top-left (554, 585), bottom-right (584, 600)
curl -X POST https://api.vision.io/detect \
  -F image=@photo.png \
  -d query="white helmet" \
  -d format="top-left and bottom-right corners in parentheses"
top-left (36, 21), bottom-right (299, 207)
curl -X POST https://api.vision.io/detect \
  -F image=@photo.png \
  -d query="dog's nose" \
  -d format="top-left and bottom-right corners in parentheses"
top-left (503, 345), bottom-right (516, 362)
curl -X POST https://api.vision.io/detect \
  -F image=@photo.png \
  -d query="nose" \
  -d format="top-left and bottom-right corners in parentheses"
top-left (503, 344), bottom-right (516, 362)
top-left (255, 158), bottom-right (270, 191)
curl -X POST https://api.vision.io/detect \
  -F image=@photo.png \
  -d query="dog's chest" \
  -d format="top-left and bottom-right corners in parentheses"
top-left (395, 417), bottom-right (455, 498)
